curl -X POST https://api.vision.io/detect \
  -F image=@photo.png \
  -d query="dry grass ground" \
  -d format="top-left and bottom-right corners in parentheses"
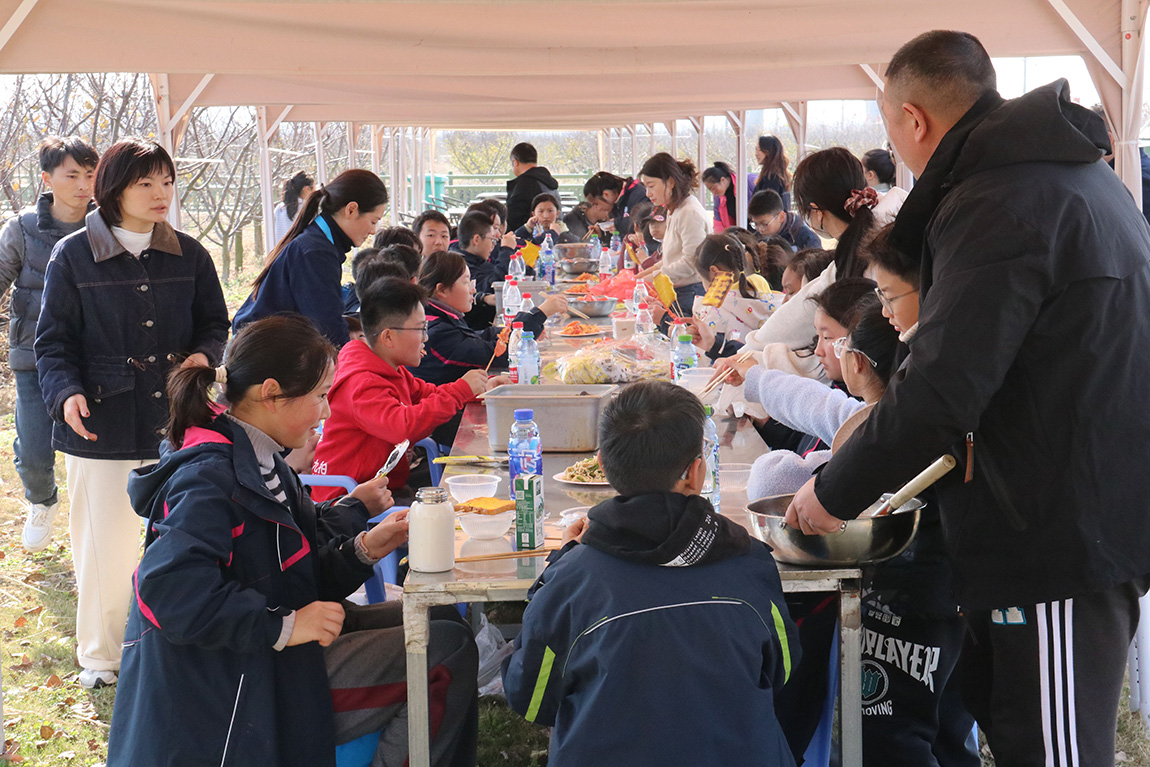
top-left (0, 252), bottom-right (1146, 765)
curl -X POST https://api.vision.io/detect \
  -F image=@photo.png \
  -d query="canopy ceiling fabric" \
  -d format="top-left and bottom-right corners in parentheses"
top-left (0, 0), bottom-right (1131, 129)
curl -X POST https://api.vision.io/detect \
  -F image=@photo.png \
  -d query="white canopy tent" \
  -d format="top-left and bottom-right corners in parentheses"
top-left (2, 1), bottom-right (1150, 760)
top-left (0, 0), bottom-right (1146, 241)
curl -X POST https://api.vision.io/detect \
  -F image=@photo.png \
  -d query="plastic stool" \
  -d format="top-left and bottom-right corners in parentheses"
top-left (415, 437), bottom-right (450, 486)
top-left (299, 473), bottom-right (358, 495)
top-left (363, 507), bottom-right (408, 604)
top-left (334, 732), bottom-right (379, 767)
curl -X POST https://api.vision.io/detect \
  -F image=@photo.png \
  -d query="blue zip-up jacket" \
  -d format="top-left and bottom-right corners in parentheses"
top-left (503, 493), bottom-right (799, 767)
top-left (414, 299), bottom-right (546, 385)
top-left (233, 215), bottom-right (354, 346)
top-left (107, 416), bottom-right (373, 767)
top-left (35, 209), bottom-right (229, 459)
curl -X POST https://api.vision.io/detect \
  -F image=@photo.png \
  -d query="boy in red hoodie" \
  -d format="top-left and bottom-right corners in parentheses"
top-left (311, 277), bottom-right (502, 501)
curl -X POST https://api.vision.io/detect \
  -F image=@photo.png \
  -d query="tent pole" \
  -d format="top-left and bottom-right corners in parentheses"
top-left (781, 101), bottom-right (808, 163)
top-left (647, 122), bottom-right (656, 156)
top-left (668, 120), bottom-right (679, 158)
top-left (630, 125), bottom-right (638, 176)
top-left (256, 106), bottom-right (276, 253)
top-left (0, 0), bottom-right (38, 55)
top-left (149, 74), bottom-right (182, 228)
top-left (1119, 0), bottom-right (1147, 207)
top-left (727, 111), bottom-right (748, 228)
top-left (690, 116), bottom-right (706, 203)
top-left (597, 129), bottom-right (606, 171)
top-left (371, 125), bottom-right (382, 176)
top-left (347, 123), bottom-right (358, 169)
top-left (428, 128), bottom-right (436, 201)
top-left (314, 123), bottom-right (327, 184)
top-left (387, 128), bottom-right (398, 224)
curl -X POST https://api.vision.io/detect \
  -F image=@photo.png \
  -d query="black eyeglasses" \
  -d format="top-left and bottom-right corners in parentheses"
top-left (387, 323), bottom-right (429, 339)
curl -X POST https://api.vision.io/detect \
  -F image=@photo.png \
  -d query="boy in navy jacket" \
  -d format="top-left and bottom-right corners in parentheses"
top-left (502, 380), bottom-right (799, 767)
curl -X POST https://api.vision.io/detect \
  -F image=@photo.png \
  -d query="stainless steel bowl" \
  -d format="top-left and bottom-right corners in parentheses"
top-left (566, 297), bottom-right (616, 317)
top-left (745, 493), bottom-right (924, 566)
top-left (558, 258), bottom-right (599, 275)
top-left (556, 243), bottom-right (596, 260)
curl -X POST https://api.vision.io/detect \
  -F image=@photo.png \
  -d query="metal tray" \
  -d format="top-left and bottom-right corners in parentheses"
top-left (482, 384), bottom-right (617, 452)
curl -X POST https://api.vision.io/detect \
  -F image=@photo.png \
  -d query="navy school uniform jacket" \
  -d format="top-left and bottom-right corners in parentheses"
top-left (107, 416), bottom-right (374, 767)
top-left (503, 492), bottom-right (799, 767)
top-left (451, 242), bottom-right (502, 329)
top-left (35, 210), bottom-right (229, 460)
top-left (414, 299), bottom-right (546, 385)
top-left (232, 215), bottom-right (355, 347)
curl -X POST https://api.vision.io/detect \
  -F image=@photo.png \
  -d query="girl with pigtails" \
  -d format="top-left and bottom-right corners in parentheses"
top-left (108, 314), bottom-right (478, 767)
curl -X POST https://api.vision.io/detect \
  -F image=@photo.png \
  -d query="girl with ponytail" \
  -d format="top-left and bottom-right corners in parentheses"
top-left (690, 233), bottom-right (780, 356)
top-left (233, 168), bottom-right (389, 346)
top-left (636, 152), bottom-right (710, 313)
top-left (108, 314), bottom-right (479, 766)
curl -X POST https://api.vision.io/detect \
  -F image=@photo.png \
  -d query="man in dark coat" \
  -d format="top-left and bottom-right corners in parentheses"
top-left (786, 30), bottom-right (1150, 766)
top-left (505, 142), bottom-right (559, 232)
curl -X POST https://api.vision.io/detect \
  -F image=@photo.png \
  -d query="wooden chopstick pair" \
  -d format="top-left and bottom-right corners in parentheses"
top-left (455, 547), bottom-right (559, 564)
top-left (698, 348), bottom-right (757, 396)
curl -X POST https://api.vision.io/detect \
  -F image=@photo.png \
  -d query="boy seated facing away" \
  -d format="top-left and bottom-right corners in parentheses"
top-left (502, 380), bottom-right (800, 767)
top-left (514, 192), bottom-right (569, 244)
top-left (311, 277), bottom-right (503, 502)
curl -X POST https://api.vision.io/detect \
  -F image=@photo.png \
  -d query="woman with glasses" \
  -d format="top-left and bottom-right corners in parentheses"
top-left (234, 169), bottom-right (388, 347)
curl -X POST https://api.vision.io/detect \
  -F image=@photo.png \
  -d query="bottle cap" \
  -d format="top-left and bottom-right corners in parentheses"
top-left (678, 335), bottom-right (692, 343)
top-left (514, 408), bottom-right (534, 420)
top-left (522, 331), bottom-right (535, 340)
top-left (704, 405), bottom-right (714, 416)
top-left (522, 293), bottom-right (531, 298)
top-left (513, 322), bottom-right (524, 328)
top-left (510, 280), bottom-right (518, 285)
top-left (638, 303), bottom-right (649, 310)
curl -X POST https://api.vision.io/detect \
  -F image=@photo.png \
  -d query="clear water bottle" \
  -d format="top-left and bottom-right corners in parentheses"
top-left (636, 303), bottom-right (655, 336)
top-left (628, 282), bottom-right (649, 315)
top-left (508, 321), bottom-right (524, 383)
top-left (509, 252), bottom-right (527, 281)
top-left (702, 406), bottom-right (721, 510)
top-left (538, 235), bottom-right (556, 286)
top-left (517, 331), bottom-right (541, 385)
top-left (671, 334), bottom-right (699, 381)
top-left (520, 293), bottom-right (536, 314)
top-left (509, 408), bottom-right (543, 484)
top-left (598, 246), bottom-right (614, 281)
top-left (588, 233), bottom-right (600, 255)
top-left (502, 278), bottom-right (521, 324)
top-left (609, 233), bottom-right (623, 269)
top-left (533, 221), bottom-right (543, 238)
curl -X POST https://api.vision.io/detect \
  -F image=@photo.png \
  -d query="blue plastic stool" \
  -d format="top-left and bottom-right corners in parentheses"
top-left (298, 473), bottom-right (358, 495)
top-left (802, 623), bottom-right (841, 767)
top-left (363, 507), bottom-right (408, 603)
top-left (334, 732), bottom-right (379, 767)
top-left (415, 437), bottom-right (450, 486)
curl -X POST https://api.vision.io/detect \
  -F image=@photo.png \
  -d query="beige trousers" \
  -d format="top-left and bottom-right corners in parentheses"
top-left (65, 454), bottom-right (151, 671)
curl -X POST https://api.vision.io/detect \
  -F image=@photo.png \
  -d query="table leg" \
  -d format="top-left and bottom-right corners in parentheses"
top-left (839, 578), bottom-right (863, 767)
top-left (404, 596), bottom-right (433, 767)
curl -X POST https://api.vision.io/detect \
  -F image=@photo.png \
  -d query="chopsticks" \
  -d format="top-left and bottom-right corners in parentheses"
top-left (455, 547), bottom-right (559, 564)
top-left (698, 348), bottom-right (757, 396)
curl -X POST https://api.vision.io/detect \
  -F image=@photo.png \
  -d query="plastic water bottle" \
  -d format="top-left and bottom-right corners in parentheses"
top-left (533, 221), bottom-right (543, 239)
top-left (671, 334), bottom-right (699, 381)
top-left (598, 246), bottom-right (614, 281)
top-left (508, 408), bottom-right (543, 486)
top-left (636, 303), bottom-right (655, 336)
top-left (517, 331), bottom-right (541, 385)
top-left (520, 293), bottom-right (536, 314)
top-left (628, 282), bottom-right (649, 315)
top-left (588, 233), bottom-right (600, 255)
top-left (508, 321), bottom-right (524, 383)
top-left (502, 278), bottom-right (521, 324)
top-left (538, 235), bottom-right (555, 286)
top-left (509, 252), bottom-right (527, 281)
top-left (609, 233), bottom-right (623, 269)
top-left (622, 239), bottom-right (636, 272)
top-left (702, 406), bottom-right (721, 509)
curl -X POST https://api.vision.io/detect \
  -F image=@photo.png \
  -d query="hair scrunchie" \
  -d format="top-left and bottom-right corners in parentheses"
top-left (844, 187), bottom-right (880, 217)
top-left (214, 366), bottom-right (228, 385)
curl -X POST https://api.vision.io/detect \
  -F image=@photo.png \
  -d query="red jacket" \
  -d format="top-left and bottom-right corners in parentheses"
top-left (310, 340), bottom-right (475, 500)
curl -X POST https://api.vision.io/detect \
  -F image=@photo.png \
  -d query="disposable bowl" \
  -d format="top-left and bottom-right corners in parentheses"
top-left (444, 474), bottom-right (502, 503)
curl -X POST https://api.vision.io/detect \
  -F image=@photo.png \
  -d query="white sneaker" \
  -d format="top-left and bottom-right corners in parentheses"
top-left (21, 501), bottom-right (59, 552)
top-left (78, 668), bottom-right (117, 689)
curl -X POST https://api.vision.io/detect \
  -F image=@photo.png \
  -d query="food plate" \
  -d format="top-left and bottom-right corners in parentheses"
top-left (557, 320), bottom-right (608, 337)
top-left (552, 472), bottom-right (612, 487)
top-left (557, 329), bottom-right (609, 338)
